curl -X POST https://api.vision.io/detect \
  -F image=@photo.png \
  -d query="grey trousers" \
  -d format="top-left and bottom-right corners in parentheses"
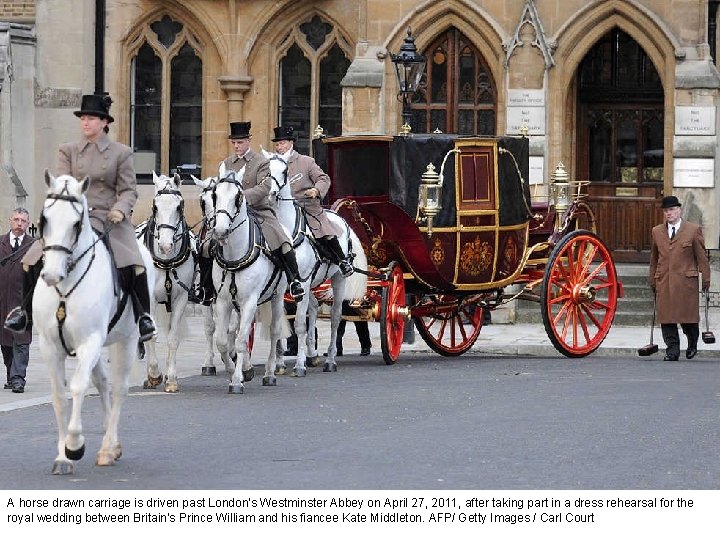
top-left (2, 343), bottom-right (30, 386)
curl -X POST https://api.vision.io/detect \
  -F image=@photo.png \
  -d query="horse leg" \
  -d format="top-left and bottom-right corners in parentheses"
top-left (306, 295), bottom-right (320, 366)
top-left (228, 301), bottom-right (256, 394)
top-left (164, 295), bottom-right (186, 393)
top-left (45, 343), bottom-right (73, 475)
top-left (90, 357), bottom-right (111, 431)
top-left (291, 295), bottom-right (310, 377)
top-left (64, 334), bottom-right (104, 464)
top-left (324, 277), bottom-right (345, 372)
top-left (228, 309), bottom-right (239, 367)
top-left (200, 304), bottom-right (216, 375)
top-left (96, 339), bottom-right (134, 466)
top-left (143, 338), bottom-right (163, 389)
top-left (263, 295), bottom-right (284, 385)
top-left (214, 300), bottom-right (235, 378)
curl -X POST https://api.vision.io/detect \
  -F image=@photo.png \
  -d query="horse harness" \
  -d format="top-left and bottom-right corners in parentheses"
top-left (144, 187), bottom-right (195, 312)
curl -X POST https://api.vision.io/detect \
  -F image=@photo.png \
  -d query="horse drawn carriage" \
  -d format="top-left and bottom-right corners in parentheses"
top-left (312, 132), bottom-right (623, 363)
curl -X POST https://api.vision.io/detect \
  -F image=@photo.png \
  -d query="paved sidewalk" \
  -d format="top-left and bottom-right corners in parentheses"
top-left (2, 316), bottom-right (718, 412)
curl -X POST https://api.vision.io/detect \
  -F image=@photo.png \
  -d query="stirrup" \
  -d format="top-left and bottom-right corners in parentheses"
top-left (4, 307), bottom-right (28, 333)
top-left (338, 260), bottom-right (354, 277)
top-left (289, 280), bottom-right (304, 302)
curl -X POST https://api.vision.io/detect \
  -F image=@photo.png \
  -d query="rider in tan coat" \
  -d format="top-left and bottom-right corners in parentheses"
top-left (272, 125), bottom-right (353, 277)
top-left (4, 94), bottom-right (157, 341)
top-left (220, 122), bottom-right (304, 301)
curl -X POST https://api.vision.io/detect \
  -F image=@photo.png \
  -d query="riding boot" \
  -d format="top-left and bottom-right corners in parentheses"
top-left (322, 236), bottom-right (354, 277)
top-left (132, 271), bottom-right (158, 342)
top-left (277, 249), bottom-right (304, 302)
top-left (198, 254), bottom-right (215, 306)
top-left (4, 262), bottom-right (41, 333)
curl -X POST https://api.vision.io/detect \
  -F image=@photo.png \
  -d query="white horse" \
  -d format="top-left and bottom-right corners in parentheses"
top-left (192, 173), bottom-right (239, 374)
top-left (263, 151), bottom-right (367, 375)
top-left (138, 172), bottom-right (195, 392)
top-left (35, 171), bottom-right (155, 474)
top-left (211, 165), bottom-right (288, 393)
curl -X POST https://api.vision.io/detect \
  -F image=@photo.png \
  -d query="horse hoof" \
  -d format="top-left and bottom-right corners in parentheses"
top-left (262, 376), bottom-right (277, 386)
top-left (275, 365), bottom-right (287, 375)
top-left (51, 460), bottom-right (73, 475)
top-left (323, 363), bottom-right (337, 373)
top-left (65, 444), bottom-right (85, 461)
top-left (291, 367), bottom-right (306, 377)
top-left (96, 450), bottom-right (118, 467)
top-left (201, 366), bottom-right (217, 376)
top-left (143, 374), bottom-right (162, 389)
top-left (164, 381), bottom-right (179, 393)
top-left (306, 356), bottom-right (319, 367)
top-left (228, 384), bottom-right (244, 394)
top-left (242, 366), bottom-right (255, 382)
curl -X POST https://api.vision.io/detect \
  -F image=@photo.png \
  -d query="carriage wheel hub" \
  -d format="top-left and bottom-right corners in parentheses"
top-left (573, 284), bottom-right (596, 303)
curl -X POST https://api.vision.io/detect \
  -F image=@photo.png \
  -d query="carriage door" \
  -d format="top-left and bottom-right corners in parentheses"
top-left (576, 29), bottom-right (664, 263)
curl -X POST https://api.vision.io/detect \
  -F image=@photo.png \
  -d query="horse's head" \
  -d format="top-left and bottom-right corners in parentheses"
top-left (213, 166), bottom-right (246, 241)
top-left (192, 174), bottom-right (218, 228)
top-left (40, 170), bottom-right (90, 286)
top-left (263, 150), bottom-right (290, 207)
top-left (151, 171), bottom-right (185, 255)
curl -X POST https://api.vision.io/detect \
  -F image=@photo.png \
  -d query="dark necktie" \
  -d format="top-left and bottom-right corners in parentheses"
top-left (670, 226), bottom-right (675, 240)
top-left (12, 237), bottom-right (19, 252)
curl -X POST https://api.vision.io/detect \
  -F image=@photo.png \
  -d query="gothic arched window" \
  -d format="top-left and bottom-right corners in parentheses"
top-left (412, 28), bottom-right (496, 135)
top-left (278, 15), bottom-right (351, 153)
top-left (130, 15), bottom-right (203, 181)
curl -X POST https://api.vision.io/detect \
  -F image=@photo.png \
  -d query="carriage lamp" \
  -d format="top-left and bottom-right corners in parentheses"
top-left (391, 27), bottom-right (426, 133)
top-left (550, 162), bottom-right (571, 213)
top-left (313, 125), bottom-right (325, 139)
top-left (418, 163), bottom-right (442, 236)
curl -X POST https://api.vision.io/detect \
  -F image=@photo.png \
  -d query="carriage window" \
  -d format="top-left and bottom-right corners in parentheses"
top-left (130, 15), bottom-right (203, 183)
top-left (412, 28), bottom-right (496, 135)
top-left (278, 15), bottom-right (351, 154)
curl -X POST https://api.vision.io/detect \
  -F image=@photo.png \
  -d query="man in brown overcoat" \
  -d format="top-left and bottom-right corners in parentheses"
top-left (0, 208), bottom-right (34, 392)
top-left (649, 195), bottom-right (711, 361)
top-left (272, 125), bottom-right (353, 277)
top-left (220, 121), bottom-right (304, 300)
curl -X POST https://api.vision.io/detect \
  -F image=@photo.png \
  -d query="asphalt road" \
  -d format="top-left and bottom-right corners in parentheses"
top-left (1, 352), bottom-right (718, 490)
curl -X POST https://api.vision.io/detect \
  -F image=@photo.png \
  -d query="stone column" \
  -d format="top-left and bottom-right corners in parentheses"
top-left (218, 75), bottom-right (254, 121)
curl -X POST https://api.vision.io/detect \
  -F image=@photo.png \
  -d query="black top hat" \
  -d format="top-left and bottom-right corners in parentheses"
top-left (661, 195), bottom-right (681, 209)
top-left (74, 94), bottom-right (114, 123)
top-left (228, 122), bottom-right (251, 139)
top-left (272, 126), bottom-right (296, 142)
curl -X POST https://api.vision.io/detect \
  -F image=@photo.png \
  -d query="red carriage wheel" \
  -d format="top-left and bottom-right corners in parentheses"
top-left (540, 230), bottom-right (620, 358)
top-left (380, 262), bottom-right (406, 365)
top-left (414, 296), bottom-right (484, 356)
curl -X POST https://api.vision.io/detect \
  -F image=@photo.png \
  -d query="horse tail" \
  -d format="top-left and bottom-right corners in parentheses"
top-left (345, 229), bottom-right (368, 301)
top-left (255, 301), bottom-right (291, 341)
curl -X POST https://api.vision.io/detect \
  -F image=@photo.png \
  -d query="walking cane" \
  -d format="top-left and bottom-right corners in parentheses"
top-left (702, 289), bottom-right (715, 344)
top-left (638, 291), bottom-right (659, 356)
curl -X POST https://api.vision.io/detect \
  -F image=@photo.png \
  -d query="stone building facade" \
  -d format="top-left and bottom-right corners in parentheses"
top-left (1, 0), bottom-right (720, 259)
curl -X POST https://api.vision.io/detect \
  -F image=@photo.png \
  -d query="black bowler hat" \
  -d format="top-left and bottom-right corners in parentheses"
top-left (661, 195), bottom-right (682, 209)
top-left (271, 125), bottom-right (296, 142)
top-left (74, 94), bottom-right (114, 123)
top-left (228, 122), bottom-right (251, 139)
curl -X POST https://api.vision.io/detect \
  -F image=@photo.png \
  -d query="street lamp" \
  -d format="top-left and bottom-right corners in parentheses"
top-left (391, 27), bottom-right (426, 132)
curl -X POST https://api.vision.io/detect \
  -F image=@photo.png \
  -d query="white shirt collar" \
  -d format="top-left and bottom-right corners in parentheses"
top-left (668, 219), bottom-right (681, 236)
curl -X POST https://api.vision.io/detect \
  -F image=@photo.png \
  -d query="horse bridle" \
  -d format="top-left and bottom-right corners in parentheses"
top-left (213, 171), bottom-right (247, 233)
top-left (40, 192), bottom-right (84, 256)
top-left (150, 187), bottom-right (187, 242)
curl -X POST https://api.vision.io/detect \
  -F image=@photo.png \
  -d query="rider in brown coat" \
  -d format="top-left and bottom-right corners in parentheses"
top-left (272, 125), bottom-right (353, 277)
top-left (4, 94), bottom-right (157, 341)
top-left (649, 195), bottom-right (711, 361)
top-left (220, 122), bottom-right (304, 301)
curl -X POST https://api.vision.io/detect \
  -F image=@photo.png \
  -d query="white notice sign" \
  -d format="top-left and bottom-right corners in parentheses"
top-left (675, 106), bottom-right (716, 135)
top-left (673, 158), bottom-right (714, 187)
top-left (529, 156), bottom-right (544, 185)
top-left (506, 107), bottom-right (546, 135)
top-left (507, 89), bottom-right (545, 107)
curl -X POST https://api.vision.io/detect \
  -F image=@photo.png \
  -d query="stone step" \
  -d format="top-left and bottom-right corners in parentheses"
top-left (516, 309), bottom-right (653, 326)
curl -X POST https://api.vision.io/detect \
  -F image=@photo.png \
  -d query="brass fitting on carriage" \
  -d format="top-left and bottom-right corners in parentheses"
top-left (549, 162), bottom-right (590, 232)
